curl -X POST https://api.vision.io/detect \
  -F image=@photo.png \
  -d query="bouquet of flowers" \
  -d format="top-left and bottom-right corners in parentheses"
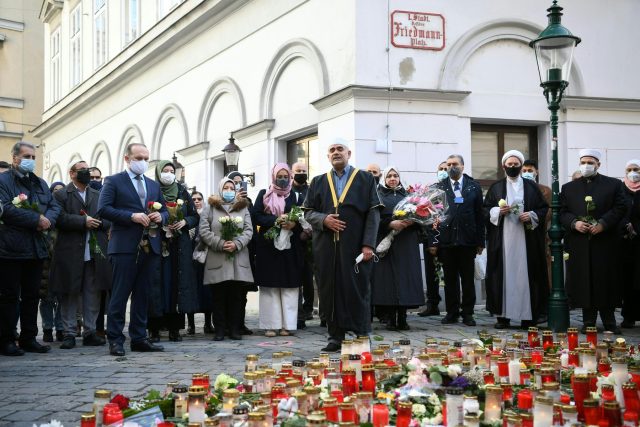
top-left (376, 184), bottom-right (448, 257)
top-left (263, 205), bottom-right (311, 251)
top-left (12, 193), bottom-right (39, 212)
top-left (79, 209), bottom-right (106, 259)
top-left (146, 201), bottom-right (162, 237)
top-left (219, 215), bottom-right (244, 259)
top-left (163, 199), bottom-right (185, 238)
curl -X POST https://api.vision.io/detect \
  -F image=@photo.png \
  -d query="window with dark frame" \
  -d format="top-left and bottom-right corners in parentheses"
top-left (471, 124), bottom-right (538, 189)
top-left (286, 134), bottom-right (318, 180)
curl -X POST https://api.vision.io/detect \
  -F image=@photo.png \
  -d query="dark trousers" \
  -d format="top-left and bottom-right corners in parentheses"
top-left (327, 320), bottom-right (367, 345)
top-left (301, 261), bottom-right (314, 314)
top-left (0, 258), bottom-right (43, 345)
top-left (583, 307), bottom-right (616, 327)
top-left (423, 250), bottom-right (441, 305)
top-left (148, 312), bottom-right (184, 332)
top-left (96, 291), bottom-right (109, 332)
top-left (440, 246), bottom-right (476, 316)
top-left (107, 252), bottom-right (159, 345)
top-left (211, 283), bottom-right (243, 335)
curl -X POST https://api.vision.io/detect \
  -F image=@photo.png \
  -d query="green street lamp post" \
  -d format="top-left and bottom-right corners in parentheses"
top-left (530, 0), bottom-right (581, 332)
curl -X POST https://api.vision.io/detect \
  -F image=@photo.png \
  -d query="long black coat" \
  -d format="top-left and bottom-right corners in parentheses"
top-left (49, 183), bottom-right (112, 294)
top-left (372, 186), bottom-right (425, 307)
top-left (303, 168), bottom-right (382, 333)
top-left (483, 178), bottom-right (549, 318)
top-left (434, 174), bottom-right (485, 248)
top-left (617, 185), bottom-right (640, 320)
top-left (253, 189), bottom-right (302, 288)
top-left (560, 174), bottom-right (628, 309)
top-left (149, 185), bottom-right (200, 317)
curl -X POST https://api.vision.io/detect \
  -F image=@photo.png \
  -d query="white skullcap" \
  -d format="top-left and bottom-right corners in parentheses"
top-left (626, 159), bottom-right (640, 168)
top-left (329, 137), bottom-right (350, 149)
top-left (501, 150), bottom-right (525, 165)
top-left (579, 149), bottom-right (602, 161)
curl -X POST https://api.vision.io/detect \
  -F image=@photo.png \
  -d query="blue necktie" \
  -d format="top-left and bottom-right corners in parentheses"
top-left (454, 181), bottom-right (460, 192)
top-left (134, 175), bottom-right (146, 208)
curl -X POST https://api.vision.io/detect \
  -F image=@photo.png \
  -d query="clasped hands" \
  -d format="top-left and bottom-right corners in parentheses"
top-left (498, 206), bottom-right (532, 224)
top-left (131, 212), bottom-right (163, 227)
top-left (277, 214), bottom-right (296, 231)
top-left (575, 220), bottom-right (604, 235)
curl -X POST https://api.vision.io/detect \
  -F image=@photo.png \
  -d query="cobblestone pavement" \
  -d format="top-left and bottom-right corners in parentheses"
top-left (1, 307), bottom-right (639, 426)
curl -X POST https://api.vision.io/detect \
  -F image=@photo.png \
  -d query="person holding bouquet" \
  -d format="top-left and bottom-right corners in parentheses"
top-left (147, 161), bottom-right (200, 342)
top-left (372, 167), bottom-right (424, 330)
top-left (199, 177), bottom-right (254, 341)
top-left (253, 163), bottom-right (303, 337)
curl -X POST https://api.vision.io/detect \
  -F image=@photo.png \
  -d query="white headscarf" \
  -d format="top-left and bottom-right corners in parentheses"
top-left (379, 166), bottom-right (402, 189)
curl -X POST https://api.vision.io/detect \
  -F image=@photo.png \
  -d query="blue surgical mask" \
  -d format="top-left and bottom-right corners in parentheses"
top-left (522, 172), bottom-right (536, 181)
top-left (437, 170), bottom-right (449, 181)
top-left (19, 158), bottom-right (36, 173)
top-left (222, 191), bottom-right (235, 202)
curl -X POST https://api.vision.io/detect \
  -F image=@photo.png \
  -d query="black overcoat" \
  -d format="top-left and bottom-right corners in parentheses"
top-left (253, 189), bottom-right (303, 288)
top-left (303, 168), bottom-right (382, 333)
top-left (49, 183), bottom-right (112, 294)
top-left (483, 178), bottom-right (549, 318)
top-left (560, 174), bottom-right (628, 309)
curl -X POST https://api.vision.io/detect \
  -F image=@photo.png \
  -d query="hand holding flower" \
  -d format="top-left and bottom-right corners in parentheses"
top-left (223, 241), bottom-right (237, 253)
top-left (148, 211), bottom-right (162, 224)
top-left (589, 222), bottom-right (604, 235)
top-left (519, 212), bottom-right (532, 223)
top-left (168, 219), bottom-right (186, 230)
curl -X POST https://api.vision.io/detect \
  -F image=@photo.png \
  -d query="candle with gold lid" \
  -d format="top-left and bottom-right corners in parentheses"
top-left (81, 413), bottom-right (96, 427)
top-left (484, 385), bottom-right (502, 422)
top-left (246, 354), bottom-right (259, 372)
top-left (271, 352), bottom-right (284, 372)
top-left (172, 384), bottom-right (188, 418)
top-left (533, 395), bottom-right (553, 427)
top-left (222, 389), bottom-right (240, 413)
top-left (188, 385), bottom-right (207, 425)
top-left (93, 389), bottom-right (111, 427)
top-left (341, 340), bottom-right (354, 356)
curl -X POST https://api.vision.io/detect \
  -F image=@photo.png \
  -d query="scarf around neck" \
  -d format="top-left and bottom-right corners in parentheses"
top-left (263, 162), bottom-right (292, 216)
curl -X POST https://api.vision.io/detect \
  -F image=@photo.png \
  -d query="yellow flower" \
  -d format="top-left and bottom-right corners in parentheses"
top-left (585, 196), bottom-right (592, 202)
top-left (394, 210), bottom-right (407, 217)
top-left (498, 199), bottom-right (508, 207)
top-left (563, 252), bottom-right (570, 261)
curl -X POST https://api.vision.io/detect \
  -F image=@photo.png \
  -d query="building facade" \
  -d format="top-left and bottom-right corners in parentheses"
top-left (0, 0), bottom-right (44, 172)
top-left (34, 0), bottom-right (640, 197)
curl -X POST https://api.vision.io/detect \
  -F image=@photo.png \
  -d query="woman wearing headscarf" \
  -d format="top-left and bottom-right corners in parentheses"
top-left (253, 163), bottom-right (303, 337)
top-left (371, 166), bottom-right (424, 330)
top-left (147, 161), bottom-right (200, 342)
top-left (199, 177), bottom-right (254, 341)
top-left (619, 159), bottom-right (640, 328)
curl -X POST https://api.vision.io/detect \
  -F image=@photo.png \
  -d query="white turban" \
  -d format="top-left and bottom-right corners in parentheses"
top-left (328, 137), bottom-right (350, 149)
top-left (501, 150), bottom-right (525, 165)
top-left (579, 148), bottom-right (602, 161)
top-left (626, 159), bottom-right (640, 168)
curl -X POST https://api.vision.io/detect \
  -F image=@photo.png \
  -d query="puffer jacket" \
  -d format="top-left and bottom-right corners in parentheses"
top-left (0, 169), bottom-right (61, 259)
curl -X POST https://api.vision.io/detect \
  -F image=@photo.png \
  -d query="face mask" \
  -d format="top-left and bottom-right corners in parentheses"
top-left (449, 166), bottom-right (462, 180)
top-left (160, 172), bottom-right (175, 186)
top-left (89, 181), bottom-right (103, 191)
top-left (76, 169), bottom-right (91, 185)
top-left (19, 158), bottom-right (35, 174)
top-left (222, 191), bottom-right (235, 202)
top-left (129, 159), bottom-right (148, 175)
top-left (276, 178), bottom-right (289, 189)
top-left (580, 164), bottom-right (596, 177)
top-left (505, 165), bottom-right (522, 178)
top-left (628, 171), bottom-right (640, 183)
top-left (522, 172), bottom-right (536, 181)
top-left (293, 173), bottom-right (307, 184)
top-left (437, 170), bottom-right (449, 181)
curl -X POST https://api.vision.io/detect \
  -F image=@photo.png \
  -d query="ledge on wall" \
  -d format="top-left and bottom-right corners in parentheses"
top-left (563, 96), bottom-right (640, 112)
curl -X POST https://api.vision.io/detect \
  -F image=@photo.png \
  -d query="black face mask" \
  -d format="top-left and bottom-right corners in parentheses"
top-left (373, 175), bottom-right (380, 184)
top-left (89, 180), bottom-right (103, 191)
top-left (293, 173), bottom-right (307, 184)
top-left (449, 166), bottom-right (462, 180)
top-left (505, 165), bottom-right (523, 178)
top-left (76, 169), bottom-right (91, 185)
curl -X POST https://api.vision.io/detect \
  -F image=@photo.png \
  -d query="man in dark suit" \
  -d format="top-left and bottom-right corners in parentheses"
top-left (50, 160), bottom-right (112, 349)
top-left (98, 143), bottom-right (168, 356)
top-left (433, 154), bottom-right (485, 326)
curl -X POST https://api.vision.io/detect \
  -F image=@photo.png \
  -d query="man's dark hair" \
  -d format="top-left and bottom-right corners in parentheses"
top-left (89, 166), bottom-right (102, 176)
top-left (523, 159), bottom-right (538, 169)
top-left (447, 154), bottom-right (465, 165)
top-left (11, 141), bottom-right (36, 156)
top-left (0, 160), bottom-right (10, 169)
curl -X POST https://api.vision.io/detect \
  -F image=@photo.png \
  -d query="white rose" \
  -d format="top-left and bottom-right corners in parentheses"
top-left (234, 216), bottom-right (243, 224)
top-left (412, 403), bottom-right (426, 416)
top-left (152, 202), bottom-right (162, 210)
top-left (498, 199), bottom-right (508, 207)
top-left (12, 196), bottom-right (20, 206)
top-left (585, 196), bottom-right (593, 202)
top-left (219, 217), bottom-right (228, 223)
top-left (431, 414), bottom-right (443, 425)
top-left (177, 199), bottom-right (184, 206)
top-left (447, 364), bottom-right (462, 378)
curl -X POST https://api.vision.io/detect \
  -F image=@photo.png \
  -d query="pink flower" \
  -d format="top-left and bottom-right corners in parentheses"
top-left (18, 193), bottom-right (28, 202)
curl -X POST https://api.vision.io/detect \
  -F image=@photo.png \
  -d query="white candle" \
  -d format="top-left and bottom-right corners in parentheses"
top-left (533, 396), bottom-right (553, 427)
top-left (189, 400), bottom-right (206, 424)
top-left (508, 358), bottom-right (521, 384)
top-left (611, 358), bottom-right (628, 410)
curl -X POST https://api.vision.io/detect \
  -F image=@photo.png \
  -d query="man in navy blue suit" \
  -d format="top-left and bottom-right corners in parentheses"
top-left (98, 143), bottom-right (168, 356)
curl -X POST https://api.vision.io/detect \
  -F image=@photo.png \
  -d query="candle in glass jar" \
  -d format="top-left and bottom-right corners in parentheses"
top-left (542, 330), bottom-right (554, 351)
top-left (497, 357), bottom-right (510, 383)
top-left (484, 386), bottom-right (502, 423)
top-left (572, 374), bottom-right (590, 421)
top-left (603, 401), bottom-right (622, 427)
top-left (216, 412), bottom-right (232, 427)
top-left (581, 348), bottom-right (597, 371)
top-left (483, 370), bottom-right (495, 385)
top-left (528, 327), bottom-right (539, 348)
top-left (341, 340), bottom-right (353, 356)
top-left (508, 352), bottom-right (521, 384)
top-left (222, 389), bottom-right (240, 413)
top-left (612, 358), bottom-right (629, 409)
top-left (188, 385), bottom-right (207, 424)
top-left (173, 385), bottom-right (188, 419)
top-left (399, 339), bottom-right (412, 358)
top-left (322, 397), bottom-right (339, 423)
top-left (396, 401), bottom-right (412, 427)
top-left (271, 352), bottom-right (284, 373)
top-left (361, 365), bottom-right (376, 394)
top-left (583, 399), bottom-right (600, 425)
top-left (562, 405), bottom-right (578, 426)
top-left (93, 389), bottom-right (111, 427)
top-left (372, 403), bottom-right (389, 427)
top-left (530, 349), bottom-right (543, 365)
top-left (464, 414), bottom-right (480, 427)
top-left (446, 388), bottom-right (464, 427)
top-left (81, 413), bottom-right (96, 427)
top-left (247, 412), bottom-right (266, 427)
top-left (340, 402), bottom-right (357, 423)
top-left (533, 395), bottom-right (553, 427)
top-left (586, 327), bottom-right (598, 347)
top-left (567, 328), bottom-right (579, 351)
top-left (517, 389), bottom-right (533, 412)
top-left (341, 368), bottom-right (358, 396)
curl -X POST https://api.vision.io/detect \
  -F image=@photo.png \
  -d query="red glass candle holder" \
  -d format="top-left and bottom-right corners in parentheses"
top-left (531, 349), bottom-right (543, 365)
top-left (340, 402), bottom-right (357, 423)
top-left (361, 367), bottom-right (376, 394)
top-left (583, 399), bottom-right (600, 425)
top-left (497, 357), bottom-right (509, 381)
top-left (372, 403), bottom-right (389, 427)
top-left (483, 371), bottom-right (495, 385)
top-left (603, 401), bottom-right (622, 427)
top-left (542, 330), bottom-right (554, 351)
top-left (623, 382), bottom-right (640, 413)
top-left (568, 351), bottom-right (579, 367)
top-left (567, 328), bottom-right (579, 351)
top-left (572, 375), bottom-right (590, 421)
top-left (331, 390), bottom-right (344, 403)
top-left (341, 369), bottom-right (358, 396)
top-left (586, 327), bottom-right (598, 347)
top-left (598, 359), bottom-right (612, 374)
top-left (528, 327), bottom-right (539, 348)
top-left (517, 389), bottom-right (533, 411)
top-left (323, 398), bottom-right (339, 423)
top-left (396, 402), bottom-right (412, 427)
top-left (602, 384), bottom-right (616, 402)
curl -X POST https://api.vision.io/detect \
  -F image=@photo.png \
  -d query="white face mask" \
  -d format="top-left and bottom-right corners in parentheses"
top-left (129, 159), bottom-right (149, 175)
top-left (628, 171), bottom-right (640, 183)
top-left (580, 164), bottom-right (596, 177)
top-left (160, 172), bottom-right (175, 185)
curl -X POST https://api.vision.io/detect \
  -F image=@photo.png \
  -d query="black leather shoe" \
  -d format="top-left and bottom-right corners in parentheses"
top-left (1, 342), bottom-right (25, 356)
top-left (304, 312), bottom-right (313, 321)
top-left (621, 319), bottom-right (635, 329)
top-left (321, 342), bottom-right (341, 353)
top-left (241, 326), bottom-right (253, 336)
top-left (168, 330), bottom-right (182, 342)
top-left (83, 333), bottom-right (106, 346)
top-left (441, 314), bottom-right (459, 324)
top-left (109, 342), bottom-right (125, 356)
top-left (213, 333), bottom-right (224, 341)
top-left (19, 339), bottom-right (51, 353)
top-left (495, 320), bottom-right (511, 329)
top-left (203, 324), bottom-right (214, 334)
top-left (462, 316), bottom-right (476, 327)
top-left (418, 305), bottom-right (441, 317)
top-left (131, 340), bottom-right (164, 352)
top-left (186, 326), bottom-right (195, 336)
top-left (397, 322), bottom-right (410, 331)
top-left (60, 336), bottom-right (76, 349)
top-left (297, 321), bottom-right (307, 330)
top-left (320, 319), bottom-right (327, 327)
top-left (56, 330), bottom-right (64, 342)
top-left (229, 332), bottom-right (242, 340)
top-left (149, 330), bottom-right (161, 343)
top-left (43, 329), bottom-right (54, 343)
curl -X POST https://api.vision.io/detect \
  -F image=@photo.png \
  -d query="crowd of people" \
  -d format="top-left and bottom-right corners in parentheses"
top-left (0, 140), bottom-right (639, 357)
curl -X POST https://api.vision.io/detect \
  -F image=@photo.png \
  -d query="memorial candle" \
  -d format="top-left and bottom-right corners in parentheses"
top-left (583, 399), bottom-right (600, 425)
top-left (542, 330), bottom-right (554, 351)
top-left (341, 368), bottom-right (358, 396)
top-left (603, 401), bottom-right (622, 427)
top-left (567, 328), bottom-right (579, 351)
top-left (586, 327), bottom-right (598, 347)
top-left (173, 385), bottom-right (188, 419)
top-left (396, 401), bottom-right (412, 427)
top-left (81, 414), bottom-right (96, 427)
top-left (188, 385), bottom-right (206, 425)
top-left (517, 389), bottom-right (533, 412)
top-left (497, 357), bottom-right (510, 383)
top-left (532, 395), bottom-right (553, 427)
top-left (361, 365), bottom-right (376, 394)
top-left (372, 403), bottom-right (389, 427)
top-left (484, 386), bottom-right (502, 423)
top-left (528, 327), bottom-right (539, 348)
top-left (340, 402), bottom-right (357, 423)
top-left (323, 398), bottom-right (339, 423)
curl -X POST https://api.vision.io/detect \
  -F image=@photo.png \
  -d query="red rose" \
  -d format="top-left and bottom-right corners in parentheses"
top-left (110, 394), bottom-right (130, 410)
top-left (416, 205), bottom-right (431, 218)
top-left (80, 209), bottom-right (87, 216)
top-left (166, 202), bottom-right (177, 208)
top-left (147, 201), bottom-right (155, 209)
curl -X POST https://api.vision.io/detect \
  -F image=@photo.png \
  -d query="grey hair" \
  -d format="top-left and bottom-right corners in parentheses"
top-left (11, 141), bottom-right (36, 156)
top-left (125, 143), bottom-right (147, 156)
top-left (447, 154), bottom-right (465, 165)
